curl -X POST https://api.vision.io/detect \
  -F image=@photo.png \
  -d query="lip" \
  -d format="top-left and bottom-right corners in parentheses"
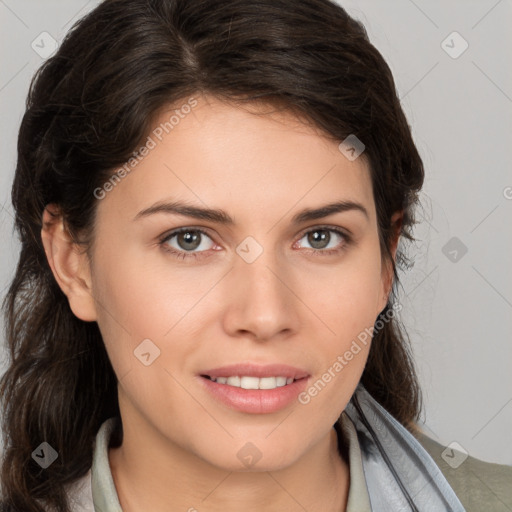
top-left (197, 363), bottom-right (311, 414)
top-left (198, 375), bottom-right (310, 414)
top-left (199, 363), bottom-right (310, 380)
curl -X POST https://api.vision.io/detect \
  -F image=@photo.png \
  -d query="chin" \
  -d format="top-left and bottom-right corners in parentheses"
top-left (197, 443), bottom-right (300, 473)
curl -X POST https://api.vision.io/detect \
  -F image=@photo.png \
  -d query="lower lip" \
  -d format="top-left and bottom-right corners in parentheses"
top-left (198, 376), bottom-right (310, 414)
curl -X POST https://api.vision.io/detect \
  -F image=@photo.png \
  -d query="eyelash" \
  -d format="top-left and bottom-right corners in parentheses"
top-left (158, 225), bottom-right (352, 261)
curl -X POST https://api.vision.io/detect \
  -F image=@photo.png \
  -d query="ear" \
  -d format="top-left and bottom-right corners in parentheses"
top-left (41, 204), bottom-right (97, 322)
top-left (379, 210), bottom-right (403, 310)
top-left (388, 210), bottom-right (403, 262)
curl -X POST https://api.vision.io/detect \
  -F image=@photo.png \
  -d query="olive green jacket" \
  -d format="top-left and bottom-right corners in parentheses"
top-left (413, 429), bottom-right (512, 511)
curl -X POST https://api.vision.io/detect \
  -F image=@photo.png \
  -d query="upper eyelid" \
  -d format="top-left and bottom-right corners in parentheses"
top-left (297, 224), bottom-right (350, 238)
top-left (159, 226), bottom-right (215, 244)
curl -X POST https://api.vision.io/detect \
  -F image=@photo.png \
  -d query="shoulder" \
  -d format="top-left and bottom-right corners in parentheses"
top-left (412, 429), bottom-right (512, 512)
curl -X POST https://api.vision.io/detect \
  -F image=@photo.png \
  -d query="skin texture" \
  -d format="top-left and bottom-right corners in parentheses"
top-left (41, 94), bottom-right (401, 512)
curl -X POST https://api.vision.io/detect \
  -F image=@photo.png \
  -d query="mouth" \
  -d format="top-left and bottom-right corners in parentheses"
top-left (197, 363), bottom-right (310, 414)
top-left (199, 363), bottom-right (309, 386)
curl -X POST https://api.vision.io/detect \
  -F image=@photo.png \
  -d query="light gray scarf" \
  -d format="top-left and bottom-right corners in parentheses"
top-left (344, 383), bottom-right (466, 511)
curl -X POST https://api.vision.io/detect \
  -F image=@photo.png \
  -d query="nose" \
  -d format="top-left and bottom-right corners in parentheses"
top-left (221, 248), bottom-right (300, 342)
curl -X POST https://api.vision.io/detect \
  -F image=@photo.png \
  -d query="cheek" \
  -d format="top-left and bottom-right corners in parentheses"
top-left (308, 245), bottom-right (384, 335)
top-left (91, 243), bottom-right (193, 332)
top-left (89, 242), bottom-right (218, 382)
top-left (89, 247), bottom-right (164, 379)
top-left (302, 243), bottom-right (384, 390)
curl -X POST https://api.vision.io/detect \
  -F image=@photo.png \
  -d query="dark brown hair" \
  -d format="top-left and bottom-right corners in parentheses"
top-left (0, 0), bottom-right (424, 510)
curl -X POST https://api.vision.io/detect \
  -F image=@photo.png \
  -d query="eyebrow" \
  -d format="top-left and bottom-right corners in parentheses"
top-left (134, 199), bottom-right (369, 225)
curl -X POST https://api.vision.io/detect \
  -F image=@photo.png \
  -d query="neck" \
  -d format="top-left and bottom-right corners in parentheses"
top-left (108, 420), bottom-right (349, 512)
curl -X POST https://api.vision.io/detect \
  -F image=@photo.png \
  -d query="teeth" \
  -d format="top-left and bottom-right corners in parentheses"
top-left (209, 375), bottom-right (296, 389)
top-left (241, 376), bottom-right (260, 389)
top-left (276, 377), bottom-right (287, 387)
top-left (226, 376), bottom-right (241, 387)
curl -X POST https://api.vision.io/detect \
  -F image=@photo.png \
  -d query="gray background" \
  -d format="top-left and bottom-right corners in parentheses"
top-left (1, 0), bottom-right (511, 465)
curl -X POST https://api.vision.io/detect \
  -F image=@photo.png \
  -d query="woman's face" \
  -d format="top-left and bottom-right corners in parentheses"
top-left (82, 94), bottom-right (394, 471)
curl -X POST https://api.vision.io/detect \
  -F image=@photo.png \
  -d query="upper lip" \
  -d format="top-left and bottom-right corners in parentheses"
top-left (200, 363), bottom-right (310, 380)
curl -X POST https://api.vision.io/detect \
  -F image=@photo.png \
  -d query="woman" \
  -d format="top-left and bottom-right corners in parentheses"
top-left (1, 0), bottom-right (510, 511)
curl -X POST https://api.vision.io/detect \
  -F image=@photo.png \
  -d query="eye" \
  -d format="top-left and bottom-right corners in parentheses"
top-left (158, 225), bottom-right (352, 261)
top-left (159, 228), bottom-right (216, 260)
top-left (295, 226), bottom-right (350, 255)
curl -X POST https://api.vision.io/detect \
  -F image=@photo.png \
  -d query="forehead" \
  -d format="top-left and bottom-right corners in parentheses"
top-left (96, 94), bottom-right (375, 226)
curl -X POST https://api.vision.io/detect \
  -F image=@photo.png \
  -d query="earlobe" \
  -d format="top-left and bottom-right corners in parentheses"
top-left (41, 204), bottom-right (97, 322)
